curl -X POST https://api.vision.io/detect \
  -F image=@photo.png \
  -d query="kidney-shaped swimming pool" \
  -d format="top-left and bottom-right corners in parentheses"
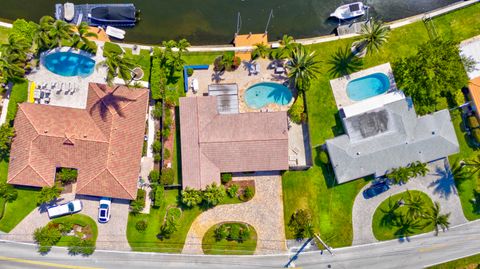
top-left (244, 82), bottom-right (292, 109)
top-left (43, 51), bottom-right (95, 77)
top-left (346, 72), bottom-right (390, 101)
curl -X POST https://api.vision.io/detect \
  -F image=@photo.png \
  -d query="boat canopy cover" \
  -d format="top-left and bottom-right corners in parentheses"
top-left (349, 4), bottom-right (360, 12)
top-left (91, 6), bottom-right (135, 21)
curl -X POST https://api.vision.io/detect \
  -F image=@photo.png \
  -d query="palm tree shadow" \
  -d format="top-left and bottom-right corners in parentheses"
top-left (327, 45), bottom-right (363, 79)
top-left (89, 84), bottom-right (135, 119)
top-left (429, 166), bottom-right (457, 199)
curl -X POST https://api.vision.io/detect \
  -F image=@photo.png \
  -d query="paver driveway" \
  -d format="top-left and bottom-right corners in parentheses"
top-left (352, 158), bottom-right (468, 245)
top-left (1, 193), bottom-right (131, 250)
top-left (182, 173), bottom-right (287, 255)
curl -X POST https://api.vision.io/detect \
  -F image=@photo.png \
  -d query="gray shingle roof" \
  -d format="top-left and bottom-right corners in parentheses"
top-left (326, 98), bottom-right (459, 183)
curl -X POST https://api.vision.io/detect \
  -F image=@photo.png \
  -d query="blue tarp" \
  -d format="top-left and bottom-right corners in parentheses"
top-left (183, 65), bottom-right (209, 92)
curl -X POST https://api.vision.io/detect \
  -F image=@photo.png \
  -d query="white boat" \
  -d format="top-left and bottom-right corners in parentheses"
top-left (63, 2), bottom-right (75, 22)
top-left (105, 26), bottom-right (126, 40)
top-left (330, 2), bottom-right (368, 20)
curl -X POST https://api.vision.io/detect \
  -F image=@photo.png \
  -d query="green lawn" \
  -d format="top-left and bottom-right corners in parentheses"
top-left (282, 2), bottom-right (480, 247)
top-left (426, 252), bottom-right (480, 269)
top-left (0, 26), bottom-right (10, 44)
top-left (124, 48), bottom-right (152, 82)
top-left (50, 214), bottom-right (98, 246)
top-left (448, 111), bottom-right (480, 221)
top-left (6, 79), bottom-right (29, 124)
top-left (372, 191), bottom-right (434, 240)
top-left (202, 223), bottom-right (257, 255)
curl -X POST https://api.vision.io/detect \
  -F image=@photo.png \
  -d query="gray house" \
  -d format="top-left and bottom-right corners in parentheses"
top-left (326, 93), bottom-right (459, 184)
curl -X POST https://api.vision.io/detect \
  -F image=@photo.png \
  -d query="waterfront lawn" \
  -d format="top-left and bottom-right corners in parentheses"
top-left (202, 223), bottom-right (257, 255)
top-left (426, 252), bottom-right (480, 269)
top-left (0, 26), bottom-right (10, 44)
top-left (282, 3), bottom-right (480, 247)
top-left (448, 110), bottom-right (480, 221)
top-left (372, 191), bottom-right (435, 241)
top-left (0, 185), bottom-right (39, 232)
top-left (124, 48), bottom-right (151, 82)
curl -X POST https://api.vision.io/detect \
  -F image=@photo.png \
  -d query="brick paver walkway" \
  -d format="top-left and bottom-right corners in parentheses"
top-left (352, 159), bottom-right (468, 245)
top-left (182, 173), bottom-right (287, 255)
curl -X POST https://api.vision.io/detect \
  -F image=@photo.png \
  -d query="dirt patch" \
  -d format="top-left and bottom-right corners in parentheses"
top-left (162, 106), bottom-right (176, 167)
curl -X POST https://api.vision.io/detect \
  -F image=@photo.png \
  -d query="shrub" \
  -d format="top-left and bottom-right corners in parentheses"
top-left (202, 183), bottom-right (226, 207)
top-left (160, 168), bottom-right (175, 185)
top-left (0, 183), bottom-right (18, 202)
top-left (220, 173), bottom-right (232, 184)
top-left (153, 185), bottom-right (164, 208)
top-left (164, 148), bottom-right (171, 160)
top-left (37, 184), bottom-right (63, 205)
top-left (227, 184), bottom-right (239, 198)
top-left (130, 189), bottom-right (146, 214)
top-left (79, 239), bottom-right (95, 256)
top-left (58, 221), bottom-right (73, 234)
top-left (0, 198), bottom-right (6, 220)
top-left (319, 150), bottom-right (329, 165)
top-left (154, 153), bottom-right (161, 163)
top-left (214, 224), bottom-right (228, 241)
top-left (103, 42), bottom-right (123, 56)
top-left (33, 225), bottom-right (62, 253)
top-left (181, 187), bottom-right (203, 207)
top-left (11, 19), bottom-right (37, 45)
top-left (467, 116), bottom-right (479, 129)
top-left (187, 68), bottom-right (194, 77)
top-left (152, 140), bottom-right (162, 154)
top-left (159, 216), bottom-right (177, 239)
top-left (288, 94), bottom-right (305, 124)
top-left (0, 123), bottom-right (15, 155)
top-left (238, 226), bottom-right (251, 242)
top-left (473, 128), bottom-right (480, 144)
top-left (228, 223), bottom-right (241, 241)
top-left (135, 219), bottom-right (148, 232)
top-left (241, 186), bottom-right (254, 201)
top-left (162, 128), bottom-right (171, 139)
top-left (67, 236), bottom-right (83, 255)
top-left (56, 168), bottom-right (78, 185)
top-left (149, 170), bottom-right (160, 184)
top-left (152, 102), bottom-right (163, 120)
top-left (288, 209), bottom-right (314, 240)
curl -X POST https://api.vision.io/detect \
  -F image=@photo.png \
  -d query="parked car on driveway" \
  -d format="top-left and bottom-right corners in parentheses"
top-left (47, 200), bottom-right (82, 219)
top-left (98, 197), bottom-right (112, 223)
top-left (363, 181), bottom-right (390, 199)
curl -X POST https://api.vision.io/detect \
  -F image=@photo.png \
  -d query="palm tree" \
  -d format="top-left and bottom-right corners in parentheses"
top-left (251, 43), bottom-right (270, 60)
top-left (280, 34), bottom-right (295, 58)
top-left (176, 38), bottom-right (190, 55)
top-left (327, 45), bottom-right (363, 78)
top-left (286, 45), bottom-right (321, 92)
top-left (393, 214), bottom-right (424, 238)
top-left (449, 159), bottom-right (472, 183)
top-left (404, 190), bottom-right (425, 220)
top-left (49, 20), bottom-right (74, 48)
top-left (0, 35), bottom-right (31, 63)
top-left (357, 18), bottom-right (390, 55)
top-left (425, 202), bottom-right (450, 236)
top-left (33, 16), bottom-right (55, 51)
top-left (386, 167), bottom-right (411, 185)
top-left (98, 51), bottom-right (136, 86)
top-left (380, 197), bottom-right (401, 227)
top-left (73, 22), bottom-right (97, 50)
top-left (410, 161), bottom-right (429, 177)
top-left (0, 55), bottom-right (25, 81)
top-left (462, 155), bottom-right (480, 176)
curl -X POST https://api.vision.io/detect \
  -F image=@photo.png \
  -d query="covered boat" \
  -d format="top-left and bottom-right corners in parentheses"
top-left (88, 4), bottom-right (136, 26)
top-left (63, 2), bottom-right (75, 22)
top-left (330, 2), bottom-right (368, 20)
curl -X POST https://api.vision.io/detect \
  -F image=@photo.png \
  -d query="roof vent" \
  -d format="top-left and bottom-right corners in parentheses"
top-left (356, 152), bottom-right (360, 155)
top-left (432, 131), bottom-right (435, 135)
top-left (83, 135), bottom-right (87, 138)
top-left (44, 130), bottom-right (48, 133)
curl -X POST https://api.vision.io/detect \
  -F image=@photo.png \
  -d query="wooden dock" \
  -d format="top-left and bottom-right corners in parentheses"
top-left (337, 21), bottom-right (369, 36)
top-left (233, 33), bottom-right (268, 61)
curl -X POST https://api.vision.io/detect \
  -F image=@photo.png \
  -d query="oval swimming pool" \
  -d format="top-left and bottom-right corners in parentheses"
top-left (244, 82), bottom-right (293, 109)
top-left (43, 51), bottom-right (95, 77)
top-left (346, 73), bottom-right (390, 101)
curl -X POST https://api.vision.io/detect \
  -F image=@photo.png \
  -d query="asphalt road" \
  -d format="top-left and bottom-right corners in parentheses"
top-left (0, 220), bottom-right (479, 269)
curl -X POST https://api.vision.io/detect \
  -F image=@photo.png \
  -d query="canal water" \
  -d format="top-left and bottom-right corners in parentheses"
top-left (0, 0), bottom-right (458, 45)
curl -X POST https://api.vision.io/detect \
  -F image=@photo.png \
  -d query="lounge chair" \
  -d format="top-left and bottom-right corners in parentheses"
top-left (191, 78), bottom-right (199, 93)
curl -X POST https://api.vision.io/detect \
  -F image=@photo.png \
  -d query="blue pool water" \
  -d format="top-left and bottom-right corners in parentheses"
top-left (244, 82), bottom-right (293, 109)
top-left (346, 73), bottom-right (390, 101)
top-left (43, 51), bottom-right (95, 77)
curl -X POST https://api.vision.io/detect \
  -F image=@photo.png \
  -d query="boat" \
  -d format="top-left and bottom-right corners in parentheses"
top-left (63, 2), bottom-right (75, 22)
top-left (330, 2), bottom-right (368, 20)
top-left (105, 26), bottom-right (126, 40)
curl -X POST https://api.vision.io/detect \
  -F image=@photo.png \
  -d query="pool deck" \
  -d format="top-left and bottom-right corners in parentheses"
top-left (26, 44), bottom-right (108, 109)
top-left (187, 58), bottom-right (295, 113)
top-left (329, 63), bottom-right (397, 109)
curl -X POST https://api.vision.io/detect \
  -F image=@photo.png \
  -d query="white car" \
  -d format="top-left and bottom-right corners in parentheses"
top-left (98, 197), bottom-right (112, 223)
top-left (47, 200), bottom-right (82, 219)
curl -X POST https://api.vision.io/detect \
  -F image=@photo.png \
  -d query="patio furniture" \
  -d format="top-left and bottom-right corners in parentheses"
top-left (33, 89), bottom-right (41, 99)
top-left (191, 78), bottom-right (199, 93)
top-left (44, 97), bottom-right (50, 104)
top-left (275, 66), bottom-right (285, 74)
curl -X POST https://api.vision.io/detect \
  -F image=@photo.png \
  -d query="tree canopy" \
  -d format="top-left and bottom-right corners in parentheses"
top-left (393, 39), bottom-right (469, 114)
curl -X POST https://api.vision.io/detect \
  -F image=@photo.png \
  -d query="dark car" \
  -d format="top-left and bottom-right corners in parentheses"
top-left (363, 181), bottom-right (390, 199)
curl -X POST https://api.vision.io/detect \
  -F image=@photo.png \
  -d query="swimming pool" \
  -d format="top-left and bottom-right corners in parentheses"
top-left (244, 82), bottom-right (293, 109)
top-left (346, 72), bottom-right (390, 101)
top-left (43, 51), bottom-right (95, 77)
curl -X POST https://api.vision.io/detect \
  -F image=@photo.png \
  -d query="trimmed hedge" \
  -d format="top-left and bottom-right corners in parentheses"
top-left (6, 80), bottom-right (28, 125)
top-left (467, 115), bottom-right (479, 129)
top-left (288, 93), bottom-right (306, 124)
top-left (150, 55), bottom-right (163, 100)
top-left (473, 128), bottom-right (480, 144)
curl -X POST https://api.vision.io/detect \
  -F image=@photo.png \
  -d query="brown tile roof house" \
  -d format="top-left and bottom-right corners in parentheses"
top-left (7, 83), bottom-right (149, 200)
top-left (179, 96), bottom-right (289, 189)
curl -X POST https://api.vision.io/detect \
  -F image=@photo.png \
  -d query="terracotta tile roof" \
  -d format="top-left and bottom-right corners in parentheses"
top-left (179, 96), bottom-right (288, 189)
top-left (469, 77), bottom-right (480, 118)
top-left (7, 83), bottom-right (149, 200)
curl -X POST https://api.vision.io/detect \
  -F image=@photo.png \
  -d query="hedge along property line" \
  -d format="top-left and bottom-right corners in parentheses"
top-left (183, 65), bottom-right (209, 93)
top-left (5, 79), bottom-right (28, 125)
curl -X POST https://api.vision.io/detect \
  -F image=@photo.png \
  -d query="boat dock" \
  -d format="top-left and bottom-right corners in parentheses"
top-left (55, 3), bottom-right (136, 27)
top-left (337, 20), bottom-right (369, 36)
